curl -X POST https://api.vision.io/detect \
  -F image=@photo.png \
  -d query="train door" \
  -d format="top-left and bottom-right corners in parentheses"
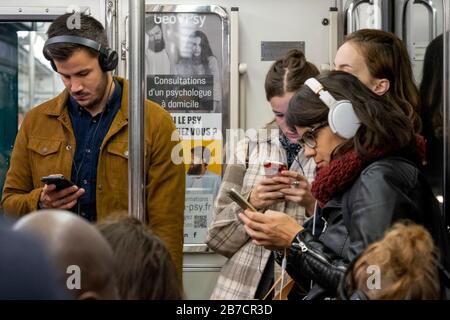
top-left (343, 0), bottom-right (444, 81)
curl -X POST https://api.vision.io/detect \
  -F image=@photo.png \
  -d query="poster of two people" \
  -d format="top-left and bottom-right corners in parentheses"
top-left (145, 10), bottom-right (227, 244)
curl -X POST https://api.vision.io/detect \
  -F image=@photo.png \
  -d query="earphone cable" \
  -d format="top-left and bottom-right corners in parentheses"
top-left (65, 77), bottom-right (115, 216)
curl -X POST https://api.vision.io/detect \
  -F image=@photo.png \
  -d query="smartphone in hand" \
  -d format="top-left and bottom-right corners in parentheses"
top-left (228, 188), bottom-right (257, 212)
top-left (263, 160), bottom-right (288, 177)
top-left (41, 174), bottom-right (75, 191)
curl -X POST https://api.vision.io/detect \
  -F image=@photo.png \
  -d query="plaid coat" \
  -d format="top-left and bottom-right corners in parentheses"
top-left (205, 122), bottom-right (316, 299)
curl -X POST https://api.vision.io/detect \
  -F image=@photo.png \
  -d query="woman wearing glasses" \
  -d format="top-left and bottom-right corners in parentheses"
top-left (205, 50), bottom-right (319, 299)
top-left (240, 71), bottom-right (450, 299)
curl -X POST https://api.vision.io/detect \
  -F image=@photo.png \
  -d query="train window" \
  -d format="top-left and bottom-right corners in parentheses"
top-left (0, 21), bottom-right (62, 198)
top-left (18, 23), bottom-right (63, 123)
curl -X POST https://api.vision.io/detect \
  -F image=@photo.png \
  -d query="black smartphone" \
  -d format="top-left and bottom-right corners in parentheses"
top-left (41, 174), bottom-right (75, 191)
top-left (228, 188), bottom-right (257, 211)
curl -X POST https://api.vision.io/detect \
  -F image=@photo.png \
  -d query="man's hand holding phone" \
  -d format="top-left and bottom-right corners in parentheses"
top-left (39, 174), bottom-right (85, 210)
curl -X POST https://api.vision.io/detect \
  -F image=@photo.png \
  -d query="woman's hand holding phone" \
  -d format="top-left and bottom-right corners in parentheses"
top-left (239, 209), bottom-right (303, 250)
top-left (273, 171), bottom-right (315, 215)
top-left (263, 160), bottom-right (288, 177)
top-left (249, 177), bottom-right (290, 210)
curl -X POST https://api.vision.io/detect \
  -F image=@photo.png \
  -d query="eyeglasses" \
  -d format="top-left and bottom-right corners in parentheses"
top-left (298, 121), bottom-right (328, 149)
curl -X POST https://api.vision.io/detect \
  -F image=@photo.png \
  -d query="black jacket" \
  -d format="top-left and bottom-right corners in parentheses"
top-left (278, 157), bottom-right (450, 299)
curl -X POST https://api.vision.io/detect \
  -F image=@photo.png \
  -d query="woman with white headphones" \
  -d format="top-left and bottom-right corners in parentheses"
top-left (239, 71), bottom-right (450, 300)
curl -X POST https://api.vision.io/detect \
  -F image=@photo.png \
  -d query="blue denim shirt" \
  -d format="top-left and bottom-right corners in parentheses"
top-left (68, 80), bottom-right (122, 221)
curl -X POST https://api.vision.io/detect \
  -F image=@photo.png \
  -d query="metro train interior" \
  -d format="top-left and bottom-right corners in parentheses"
top-left (0, 0), bottom-right (450, 302)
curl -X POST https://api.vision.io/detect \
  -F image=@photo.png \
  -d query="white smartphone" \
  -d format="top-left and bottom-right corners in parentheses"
top-left (263, 160), bottom-right (288, 177)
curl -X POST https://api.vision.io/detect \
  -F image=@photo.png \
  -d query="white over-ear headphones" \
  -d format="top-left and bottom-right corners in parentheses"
top-left (304, 78), bottom-right (360, 139)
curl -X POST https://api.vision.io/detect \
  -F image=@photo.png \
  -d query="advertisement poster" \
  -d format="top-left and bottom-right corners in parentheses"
top-left (184, 193), bottom-right (214, 244)
top-left (145, 11), bottom-right (225, 244)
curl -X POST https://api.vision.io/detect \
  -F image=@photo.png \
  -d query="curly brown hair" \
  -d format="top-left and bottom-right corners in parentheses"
top-left (350, 221), bottom-right (440, 299)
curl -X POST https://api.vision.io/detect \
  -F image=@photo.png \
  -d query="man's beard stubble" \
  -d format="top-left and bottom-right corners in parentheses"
top-left (148, 37), bottom-right (165, 53)
top-left (187, 164), bottom-right (203, 175)
top-left (72, 73), bottom-right (109, 111)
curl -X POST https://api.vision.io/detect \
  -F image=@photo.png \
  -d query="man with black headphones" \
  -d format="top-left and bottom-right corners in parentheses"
top-left (1, 13), bottom-right (185, 280)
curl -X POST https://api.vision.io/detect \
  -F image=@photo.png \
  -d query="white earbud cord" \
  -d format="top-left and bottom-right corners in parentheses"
top-left (279, 248), bottom-right (287, 299)
top-left (310, 200), bottom-right (318, 290)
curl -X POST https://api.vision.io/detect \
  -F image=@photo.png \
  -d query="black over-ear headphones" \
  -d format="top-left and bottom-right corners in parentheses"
top-left (304, 78), bottom-right (360, 140)
top-left (43, 35), bottom-right (118, 72)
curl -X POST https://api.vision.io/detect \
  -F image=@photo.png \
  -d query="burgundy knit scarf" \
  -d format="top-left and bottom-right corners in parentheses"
top-left (311, 134), bottom-right (426, 206)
